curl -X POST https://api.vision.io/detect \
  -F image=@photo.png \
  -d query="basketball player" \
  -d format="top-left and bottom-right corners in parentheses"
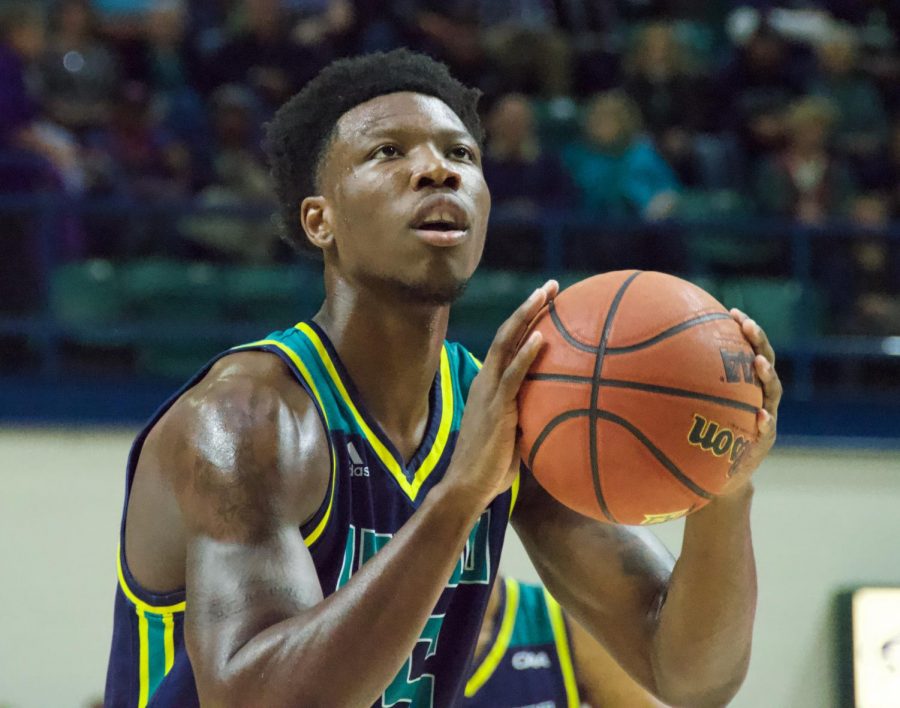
top-left (104, 49), bottom-right (782, 707)
top-left (463, 576), bottom-right (668, 707)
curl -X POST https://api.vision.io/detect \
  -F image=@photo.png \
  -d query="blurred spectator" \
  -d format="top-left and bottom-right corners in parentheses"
top-left (131, 1), bottom-right (210, 172)
top-left (40, 0), bottom-right (120, 134)
top-left (0, 2), bottom-right (87, 333)
top-left (809, 24), bottom-right (889, 164)
top-left (823, 192), bottom-right (900, 335)
top-left (479, 93), bottom-right (575, 268)
top-left (561, 90), bottom-right (680, 219)
top-left (477, 0), bottom-right (573, 97)
top-left (180, 85), bottom-right (280, 263)
top-left (411, 0), bottom-right (572, 97)
top-left (622, 21), bottom-right (712, 184)
top-left (859, 118), bottom-right (900, 215)
top-left (754, 96), bottom-right (856, 225)
top-left (715, 23), bottom-right (803, 167)
top-left (408, 1), bottom-right (485, 89)
top-left (84, 81), bottom-right (191, 199)
top-left (138, 0), bottom-right (200, 93)
top-left (291, 0), bottom-right (356, 55)
top-left (205, 0), bottom-right (325, 111)
top-left (0, 2), bottom-right (83, 193)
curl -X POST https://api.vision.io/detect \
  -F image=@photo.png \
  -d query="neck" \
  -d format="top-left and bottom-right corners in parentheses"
top-left (313, 271), bottom-right (451, 463)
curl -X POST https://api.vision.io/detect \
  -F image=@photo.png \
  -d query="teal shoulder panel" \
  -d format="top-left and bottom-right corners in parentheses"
top-left (231, 325), bottom-right (356, 435)
top-left (445, 341), bottom-right (481, 430)
top-left (509, 581), bottom-right (555, 648)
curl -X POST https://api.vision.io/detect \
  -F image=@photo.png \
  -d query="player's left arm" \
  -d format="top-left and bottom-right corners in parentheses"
top-left (567, 610), bottom-right (670, 707)
top-left (513, 311), bottom-right (781, 707)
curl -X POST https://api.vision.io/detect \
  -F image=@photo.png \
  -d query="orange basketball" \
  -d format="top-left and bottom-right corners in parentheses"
top-left (517, 271), bottom-right (763, 525)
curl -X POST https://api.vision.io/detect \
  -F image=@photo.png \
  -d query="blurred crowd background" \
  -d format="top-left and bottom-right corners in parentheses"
top-left (2, 0), bottom-right (900, 403)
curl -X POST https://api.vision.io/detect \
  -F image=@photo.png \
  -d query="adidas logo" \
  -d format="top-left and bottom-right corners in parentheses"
top-left (347, 441), bottom-right (370, 477)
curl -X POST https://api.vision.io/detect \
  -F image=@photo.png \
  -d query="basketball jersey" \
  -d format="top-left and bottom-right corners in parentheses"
top-left (461, 578), bottom-right (581, 708)
top-left (104, 321), bottom-right (518, 708)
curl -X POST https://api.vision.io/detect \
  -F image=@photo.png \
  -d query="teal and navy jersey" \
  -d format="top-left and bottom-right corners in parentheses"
top-left (461, 578), bottom-right (581, 708)
top-left (104, 321), bottom-right (518, 707)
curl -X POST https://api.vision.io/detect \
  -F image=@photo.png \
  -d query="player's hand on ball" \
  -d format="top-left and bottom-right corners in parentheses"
top-left (446, 279), bottom-right (559, 507)
top-left (721, 308), bottom-right (782, 495)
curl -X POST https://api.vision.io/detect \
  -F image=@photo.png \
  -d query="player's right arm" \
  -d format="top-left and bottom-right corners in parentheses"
top-left (151, 282), bottom-right (556, 707)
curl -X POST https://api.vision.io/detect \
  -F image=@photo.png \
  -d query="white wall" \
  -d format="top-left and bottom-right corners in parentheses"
top-left (1, 430), bottom-right (898, 708)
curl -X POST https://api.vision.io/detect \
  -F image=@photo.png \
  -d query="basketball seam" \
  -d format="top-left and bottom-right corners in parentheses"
top-left (524, 374), bottom-right (759, 414)
top-left (606, 312), bottom-right (733, 354)
top-left (548, 308), bottom-right (732, 355)
top-left (525, 408), bottom-right (715, 503)
top-left (526, 409), bottom-right (590, 472)
top-left (595, 409), bottom-right (714, 499)
top-left (589, 270), bottom-right (643, 523)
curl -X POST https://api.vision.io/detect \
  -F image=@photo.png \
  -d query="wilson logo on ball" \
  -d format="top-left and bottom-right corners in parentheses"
top-left (688, 414), bottom-right (751, 463)
top-left (719, 348), bottom-right (757, 384)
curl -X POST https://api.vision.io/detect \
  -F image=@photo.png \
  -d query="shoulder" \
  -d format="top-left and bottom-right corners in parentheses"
top-left (146, 350), bottom-right (331, 540)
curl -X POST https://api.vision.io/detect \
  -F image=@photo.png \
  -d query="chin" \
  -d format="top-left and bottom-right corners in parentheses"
top-left (392, 276), bottom-right (469, 306)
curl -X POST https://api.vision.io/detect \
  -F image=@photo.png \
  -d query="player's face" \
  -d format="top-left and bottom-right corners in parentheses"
top-left (314, 92), bottom-right (490, 304)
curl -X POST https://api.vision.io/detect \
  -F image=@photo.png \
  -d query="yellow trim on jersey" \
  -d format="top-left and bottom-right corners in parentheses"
top-left (545, 589), bottom-right (581, 708)
top-left (465, 576), bottom-right (521, 698)
top-left (509, 471), bottom-right (520, 518)
top-left (297, 322), bottom-right (453, 501)
top-left (137, 608), bottom-right (150, 708)
top-left (234, 337), bottom-right (337, 546)
top-left (163, 612), bottom-right (175, 673)
top-left (117, 548), bottom-right (182, 706)
top-left (117, 547), bottom-right (186, 614)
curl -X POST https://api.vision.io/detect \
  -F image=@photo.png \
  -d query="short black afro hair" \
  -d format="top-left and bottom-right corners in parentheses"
top-left (265, 48), bottom-right (483, 252)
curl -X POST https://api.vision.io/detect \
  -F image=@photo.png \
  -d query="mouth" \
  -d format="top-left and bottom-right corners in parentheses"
top-left (410, 197), bottom-right (470, 247)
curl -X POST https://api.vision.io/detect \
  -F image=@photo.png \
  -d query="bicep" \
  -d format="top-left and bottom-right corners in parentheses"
top-left (511, 472), bottom-right (674, 687)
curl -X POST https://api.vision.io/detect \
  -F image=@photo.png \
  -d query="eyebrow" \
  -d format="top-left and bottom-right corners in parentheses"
top-left (357, 125), bottom-right (475, 144)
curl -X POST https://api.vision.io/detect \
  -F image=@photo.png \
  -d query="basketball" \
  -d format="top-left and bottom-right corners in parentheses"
top-left (517, 271), bottom-right (763, 525)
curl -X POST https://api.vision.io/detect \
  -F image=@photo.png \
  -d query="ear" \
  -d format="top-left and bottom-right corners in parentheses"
top-left (300, 196), bottom-right (335, 250)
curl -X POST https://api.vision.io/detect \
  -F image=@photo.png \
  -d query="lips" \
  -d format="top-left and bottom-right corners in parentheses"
top-left (410, 196), bottom-right (470, 232)
top-left (409, 196), bottom-right (470, 247)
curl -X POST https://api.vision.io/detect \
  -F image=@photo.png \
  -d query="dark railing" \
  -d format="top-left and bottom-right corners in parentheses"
top-left (1, 191), bottom-right (899, 436)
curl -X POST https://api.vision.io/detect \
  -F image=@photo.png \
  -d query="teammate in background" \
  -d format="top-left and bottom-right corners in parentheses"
top-left (463, 576), bottom-right (668, 708)
top-left (104, 49), bottom-right (781, 707)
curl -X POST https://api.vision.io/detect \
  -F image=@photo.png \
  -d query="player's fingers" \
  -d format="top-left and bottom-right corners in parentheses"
top-left (486, 280), bottom-right (557, 369)
top-left (755, 354), bottom-right (783, 419)
top-left (729, 307), bottom-right (749, 325)
top-left (757, 408), bottom-right (777, 442)
top-left (741, 317), bottom-right (776, 367)
top-left (499, 329), bottom-right (544, 397)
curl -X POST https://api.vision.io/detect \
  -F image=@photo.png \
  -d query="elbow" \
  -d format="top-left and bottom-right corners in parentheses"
top-left (654, 657), bottom-right (750, 708)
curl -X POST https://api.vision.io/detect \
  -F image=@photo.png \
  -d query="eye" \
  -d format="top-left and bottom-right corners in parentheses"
top-left (372, 144), bottom-right (402, 159)
top-left (450, 145), bottom-right (476, 161)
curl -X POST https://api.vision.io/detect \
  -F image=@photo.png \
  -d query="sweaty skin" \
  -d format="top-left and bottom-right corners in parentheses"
top-left (124, 91), bottom-right (781, 707)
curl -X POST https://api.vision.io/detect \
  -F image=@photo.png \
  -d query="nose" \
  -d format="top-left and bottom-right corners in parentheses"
top-left (409, 146), bottom-right (461, 191)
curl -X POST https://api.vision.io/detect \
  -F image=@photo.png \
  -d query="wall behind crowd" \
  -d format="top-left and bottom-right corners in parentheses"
top-left (0, 429), bottom-right (898, 708)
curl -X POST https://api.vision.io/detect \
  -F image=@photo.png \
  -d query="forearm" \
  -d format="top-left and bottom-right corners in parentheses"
top-left (651, 485), bottom-right (756, 705)
top-left (217, 481), bottom-right (481, 707)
